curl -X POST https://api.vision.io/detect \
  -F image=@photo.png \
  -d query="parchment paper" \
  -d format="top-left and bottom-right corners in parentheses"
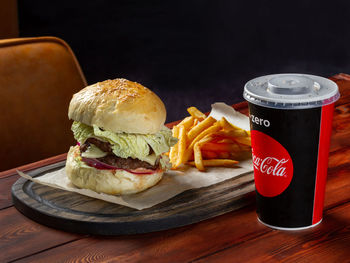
top-left (17, 103), bottom-right (254, 210)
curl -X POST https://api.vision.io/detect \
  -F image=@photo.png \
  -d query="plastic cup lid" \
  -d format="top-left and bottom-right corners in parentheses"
top-left (243, 74), bottom-right (340, 109)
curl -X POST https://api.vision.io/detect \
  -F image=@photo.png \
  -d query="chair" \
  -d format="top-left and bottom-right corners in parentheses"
top-left (0, 37), bottom-right (87, 171)
top-left (0, 0), bottom-right (18, 39)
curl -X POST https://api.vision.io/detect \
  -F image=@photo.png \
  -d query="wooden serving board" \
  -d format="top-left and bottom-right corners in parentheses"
top-left (12, 161), bottom-right (255, 235)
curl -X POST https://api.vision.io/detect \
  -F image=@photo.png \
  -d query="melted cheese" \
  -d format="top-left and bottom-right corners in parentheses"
top-left (142, 153), bottom-right (158, 165)
top-left (81, 144), bottom-right (108, 158)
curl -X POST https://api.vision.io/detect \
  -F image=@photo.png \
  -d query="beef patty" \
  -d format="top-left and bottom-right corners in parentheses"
top-left (80, 138), bottom-right (160, 170)
top-left (80, 137), bottom-right (112, 153)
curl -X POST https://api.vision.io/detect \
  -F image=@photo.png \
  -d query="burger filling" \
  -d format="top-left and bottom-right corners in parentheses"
top-left (80, 138), bottom-right (160, 170)
top-left (71, 121), bottom-right (177, 173)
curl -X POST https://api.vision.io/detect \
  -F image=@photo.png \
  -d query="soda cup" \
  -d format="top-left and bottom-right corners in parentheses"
top-left (243, 74), bottom-right (340, 230)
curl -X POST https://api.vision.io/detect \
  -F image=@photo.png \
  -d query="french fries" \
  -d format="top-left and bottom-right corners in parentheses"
top-left (169, 125), bottom-right (179, 164)
top-left (187, 106), bottom-right (206, 121)
top-left (169, 106), bottom-right (251, 171)
top-left (187, 116), bottom-right (216, 142)
top-left (201, 142), bottom-right (240, 153)
top-left (193, 142), bottom-right (205, 171)
top-left (174, 125), bottom-right (187, 167)
top-left (178, 116), bottom-right (195, 130)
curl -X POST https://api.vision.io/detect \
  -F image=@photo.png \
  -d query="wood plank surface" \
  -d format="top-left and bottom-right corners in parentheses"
top-left (194, 202), bottom-right (350, 263)
top-left (0, 175), bottom-right (18, 209)
top-left (0, 207), bottom-right (84, 262)
top-left (13, 204), bottom-right (267, 263)
top-left (0, 73), bottom-right (349, 262)
top-left (0, 153), bottom-right (67, 179)
top-left (11, 154), bottom-right (350, 263)
top-left (330, 73), bottom-right (350, 106)
top-left (330, 103), bottom-right (350, 153)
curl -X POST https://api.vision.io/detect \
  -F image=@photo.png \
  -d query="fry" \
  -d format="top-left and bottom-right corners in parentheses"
top-left (219, 117), bottom-right (234, 130)
top-left (188, 159), bottom-right (239, 167)
top-left (188, 122), bottom-right (221, 149)
top-left (178, 116), bottom-right (194, 130)
top-left (182, 133), bottom-right (211, 163)
top-left (217, 152), bottom-right (230, 159)
top-left (239, 145), bottom-right (252, 152)
top-left (194, 142), bottom-right (205, 171)
top-left (175, 125), bottom-right (187, 167)
top-left (191, 119), bottom-right (199, 129)
top-left (231, 123), bottom-right (246, 131)
top-left (169, 144), bottom-right (178, 166)
top-left (187, 116), bottom-right (216, 142)
top-left (172, 125), bottom-right (180, 137)
top-left (216, 138), bottom-right (235, 144)
top-left (234, 136), bottom-right (251, 146)
top-left (201, 142), bottom-right (240, 153)
top-left (197, 134), bottom-right (215, 146)
top-left (201, 150), bottom-right (219, 159)
top-left (219, 116), bottom-right (248, 132)
top-left (169, 126), bottom-right (179, 165)
top-left (187, 106), bottom-right (206, 121)
top-left (212, 130), bottom-right (248, 138)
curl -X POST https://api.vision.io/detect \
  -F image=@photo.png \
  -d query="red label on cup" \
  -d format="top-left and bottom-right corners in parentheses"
top-left (251, 130), bottom-right (294, 197)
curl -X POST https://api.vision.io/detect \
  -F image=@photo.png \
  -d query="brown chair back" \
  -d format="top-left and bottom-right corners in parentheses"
top-left (0, 0), bottom-right (18, 39)
top-left (0, 37), bottom-right (87, 171)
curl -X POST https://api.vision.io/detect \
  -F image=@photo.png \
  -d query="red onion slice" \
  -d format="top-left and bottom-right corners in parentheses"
top-left (81, 157), bottom-right (159, 175)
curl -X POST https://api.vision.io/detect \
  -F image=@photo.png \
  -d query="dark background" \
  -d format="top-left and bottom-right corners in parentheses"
top-left (17, 0), bottom-right (350, 122)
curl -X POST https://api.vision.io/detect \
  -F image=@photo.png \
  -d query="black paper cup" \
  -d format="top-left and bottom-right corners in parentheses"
top-left (243, 74), bottom-right (340, 230)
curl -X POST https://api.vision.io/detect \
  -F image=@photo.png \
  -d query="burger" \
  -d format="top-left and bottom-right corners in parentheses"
top-left (65, 78), bottom-right (177, 195)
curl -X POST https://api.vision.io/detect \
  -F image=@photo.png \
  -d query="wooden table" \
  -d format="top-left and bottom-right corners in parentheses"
top-left (1, 74), bottom-right (350, 262)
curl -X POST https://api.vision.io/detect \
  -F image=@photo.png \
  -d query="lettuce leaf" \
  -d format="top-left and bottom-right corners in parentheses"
top-left (71, 121), bottom-right (94, 143)
top-left (71, 121), bottom-right (177, 162)
top-left (93, 125), bottom-right (150, 160)
top-left (160, 154), bottom-right (172, 170)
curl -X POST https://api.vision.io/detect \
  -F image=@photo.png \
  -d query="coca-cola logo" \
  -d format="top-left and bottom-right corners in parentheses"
top-left (252, 156), bottom-right (289, 177)
top-left (251, 130), bottom-right (293, 197)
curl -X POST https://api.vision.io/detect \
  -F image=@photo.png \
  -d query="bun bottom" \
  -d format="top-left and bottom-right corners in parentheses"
top-left (65, 146), bottom-right (163, 195)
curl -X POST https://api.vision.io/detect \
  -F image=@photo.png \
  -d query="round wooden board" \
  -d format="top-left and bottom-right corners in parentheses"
top-left (12, 161), bottom-right (255, 235)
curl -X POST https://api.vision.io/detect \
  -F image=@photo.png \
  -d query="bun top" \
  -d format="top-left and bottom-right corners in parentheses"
top-left (68, 78), bottom-right (166, 134)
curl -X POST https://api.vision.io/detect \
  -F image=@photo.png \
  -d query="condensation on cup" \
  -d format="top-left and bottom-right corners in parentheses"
top-left (243, 74), bottom-right (340, 230)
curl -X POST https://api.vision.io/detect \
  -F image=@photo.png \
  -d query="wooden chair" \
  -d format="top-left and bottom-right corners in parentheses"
top-left (0, 0), bottom-right (18, 39)
top-left (0, 37), bottom-right (87, 171)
